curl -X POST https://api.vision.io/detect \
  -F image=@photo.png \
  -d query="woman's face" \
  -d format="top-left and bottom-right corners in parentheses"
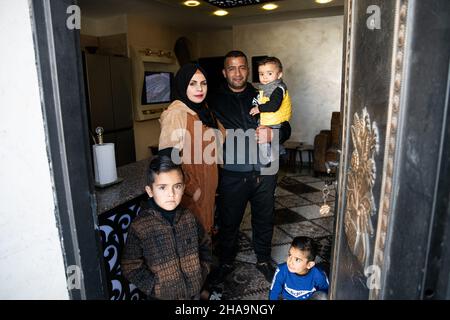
top-left (186, 70), bottom-right (207, 103)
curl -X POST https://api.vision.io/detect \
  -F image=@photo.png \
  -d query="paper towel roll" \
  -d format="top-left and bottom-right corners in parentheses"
top-left (93, 143), bottom-right (118, 185)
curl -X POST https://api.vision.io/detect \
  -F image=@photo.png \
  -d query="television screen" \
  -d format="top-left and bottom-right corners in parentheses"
top-left (141, 71), bottom-right (173, 105)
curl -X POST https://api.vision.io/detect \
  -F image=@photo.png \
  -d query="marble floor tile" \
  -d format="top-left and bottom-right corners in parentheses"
top-left (279, 176), bottom-right (303, 185)
top-left (311, 216), bottom-right (335, 233)
top-left (279, 181), bottom-right (320, 195)
top-left (291, 176), bottom-right (323, 183)
top-left (274, 208), bottom-right (306, 225)
top-left (300, 191), bottom-right (335, 204)
top-left (242, 226), bottom-right (293, 246)
top-left (279, 167), bottom-right (312, 176)
top-left (329, 189), bottom-right (336, 197)
top-left (279, 220), bottom-right (331, 239)
top-left (274, 201), bottom-right (285, 210)
top-left (306, 181), bottom-right (338, 197)
top-left (305, 181), bottom-right (331, 190)
top-left (276, 195), bottom-right (311, 208)
top-left (299, 168), bottom-right (315, 175)
top-left (290, 204), bottom-right (333, 220)
top-left (271, 244), bottom-right (290, 265)
top-left (275, 186), bottom-right (295, 197)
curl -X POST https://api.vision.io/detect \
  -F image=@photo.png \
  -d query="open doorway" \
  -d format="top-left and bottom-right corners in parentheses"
top-left (33, 0), bottom-right (345, 299)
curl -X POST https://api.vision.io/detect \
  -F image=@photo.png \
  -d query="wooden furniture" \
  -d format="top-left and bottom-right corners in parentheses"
top-left (313, 112), bottom-right (341, 175)
top-left (298, 144), bottom-right (314, 168)
top-left (83, 53), bottom-right (136, 166)
top-left (283, 140), bottom-right (303, 169)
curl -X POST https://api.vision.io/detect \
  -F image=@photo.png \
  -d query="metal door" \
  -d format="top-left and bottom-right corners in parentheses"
top-left (330, 0), bottom-right (450, 299)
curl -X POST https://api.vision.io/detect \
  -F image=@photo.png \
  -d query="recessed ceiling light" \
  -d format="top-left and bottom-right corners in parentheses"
top-left (183, 0), bottom-right (200, 7)
top-left (315, 0), bottom-right (333, 4)
top-left (213, 10), bottom-right (229, 16)
top-left (262, 3), bottom-right (278, 10)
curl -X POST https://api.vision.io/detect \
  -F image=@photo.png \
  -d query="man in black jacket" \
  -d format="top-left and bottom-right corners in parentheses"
top-left (208, 51), bottom-right (291, 283)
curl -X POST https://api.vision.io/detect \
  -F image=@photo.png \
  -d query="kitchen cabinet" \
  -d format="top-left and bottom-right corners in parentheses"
top-left (83, 53), bottom-right (136, 166)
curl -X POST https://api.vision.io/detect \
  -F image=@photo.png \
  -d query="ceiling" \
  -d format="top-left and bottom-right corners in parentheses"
top-left (78, 0), bottom-right (344, 29)
top-left (203, 0), bottom-right (281, 8)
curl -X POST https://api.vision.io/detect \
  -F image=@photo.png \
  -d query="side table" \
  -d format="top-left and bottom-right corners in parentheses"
top-left (282, 141), bottom-right (304, 169)
top-left (297, 144), bottom-right (314, 168)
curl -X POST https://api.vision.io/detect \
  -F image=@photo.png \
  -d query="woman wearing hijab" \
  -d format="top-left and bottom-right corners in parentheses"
top-left (158, 63), bottom-right (221, 235)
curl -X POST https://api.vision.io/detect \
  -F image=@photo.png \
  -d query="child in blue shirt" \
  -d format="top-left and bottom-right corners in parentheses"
top-left (269, 236), bottom-right (329, 300)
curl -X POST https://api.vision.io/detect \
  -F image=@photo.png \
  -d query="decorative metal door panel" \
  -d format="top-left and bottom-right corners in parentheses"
top-left (331, 0), bottom-right (450, 299)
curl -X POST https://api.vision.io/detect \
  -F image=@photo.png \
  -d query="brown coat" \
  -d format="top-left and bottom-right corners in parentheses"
top-left (159, 100), bottom-right (222, 233)
top-left (121, 203), bottom-right (211, 299)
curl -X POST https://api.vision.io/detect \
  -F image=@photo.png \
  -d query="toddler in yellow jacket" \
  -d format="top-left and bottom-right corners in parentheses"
top-left (250, 57), bottom-right (292, 161)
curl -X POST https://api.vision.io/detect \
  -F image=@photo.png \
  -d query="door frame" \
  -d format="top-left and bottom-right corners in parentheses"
top-left (330, 0), bottom-right (450, 299)
top-left (30, 0), bottom-right (108, 299)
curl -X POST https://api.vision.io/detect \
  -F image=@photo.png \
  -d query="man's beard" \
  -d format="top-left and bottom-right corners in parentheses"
top-left (228, 80), bottom-right (246, 91)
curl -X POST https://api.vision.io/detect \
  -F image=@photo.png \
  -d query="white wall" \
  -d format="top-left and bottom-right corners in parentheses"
top-left (234, 16), bottom-right (343, 145)
top-left (196, 29), bottom-right (233, 58)
top-left (0, 0), bottom-right (69, 299)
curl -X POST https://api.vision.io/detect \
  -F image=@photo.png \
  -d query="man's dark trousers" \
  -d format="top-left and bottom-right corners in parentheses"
top-left (216, 170), bottom-right (277, 265)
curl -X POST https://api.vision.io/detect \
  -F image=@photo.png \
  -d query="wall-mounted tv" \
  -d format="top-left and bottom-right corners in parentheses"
top-left (141, 71), bottom-right (173, 105)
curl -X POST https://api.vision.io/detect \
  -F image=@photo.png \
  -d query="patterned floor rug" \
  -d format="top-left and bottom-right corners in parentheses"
top-left (207, 166), bottom-right (337, 300)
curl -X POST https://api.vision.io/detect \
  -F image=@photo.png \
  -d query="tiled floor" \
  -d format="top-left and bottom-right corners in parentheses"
top-left (208, 164), bottom-right (337, 300)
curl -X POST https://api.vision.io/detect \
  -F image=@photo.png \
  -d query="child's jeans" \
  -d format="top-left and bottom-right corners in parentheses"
top-left (259, 124), bottom-right (285, 165)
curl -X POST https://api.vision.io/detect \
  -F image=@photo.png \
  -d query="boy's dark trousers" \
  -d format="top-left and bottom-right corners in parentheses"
top-left (216, 171), bottom-right (277, 265)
